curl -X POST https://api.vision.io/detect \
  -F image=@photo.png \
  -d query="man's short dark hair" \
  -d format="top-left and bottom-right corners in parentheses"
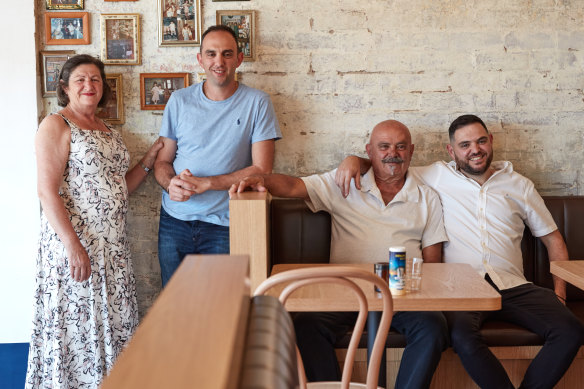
top-left (56, 54), bottom-right (111, 108)
top-left (448, 114), bottom-right (488, 141)
top-left (200, 25), bottom-right (240, 53)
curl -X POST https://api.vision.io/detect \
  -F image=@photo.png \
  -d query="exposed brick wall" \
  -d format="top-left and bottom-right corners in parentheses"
top-left (39, 0), bottom-right (584, 316)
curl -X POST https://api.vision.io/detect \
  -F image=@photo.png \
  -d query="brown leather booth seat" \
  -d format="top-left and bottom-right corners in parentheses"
top-left (269, 196), bottom-right (584, 349)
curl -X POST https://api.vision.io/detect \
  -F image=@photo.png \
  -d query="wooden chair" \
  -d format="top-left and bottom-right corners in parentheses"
top-left (253, 266), bottom-right (394, 389)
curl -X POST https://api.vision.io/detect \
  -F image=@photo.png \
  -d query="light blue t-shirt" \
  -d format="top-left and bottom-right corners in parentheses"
top-left (159, 82), bottom-right (282, 225)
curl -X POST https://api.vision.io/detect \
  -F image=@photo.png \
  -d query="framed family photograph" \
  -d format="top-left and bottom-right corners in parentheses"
top-left (40, 50), bottom-right (75, 97)
top-left (140, 73), bottom-right (190, 110)
top-left (100, 14), bottom-right (141, 65)
top-left (158, 0), bottom-right (202, 46)
top-left (46, 0), bottom-right (84, 10)
top-left (96, 74), bottom-right (125, 125)
top-left (45, 12), bottom-right (90, 45)
top-left (216, 10), bottom-right (256, 61)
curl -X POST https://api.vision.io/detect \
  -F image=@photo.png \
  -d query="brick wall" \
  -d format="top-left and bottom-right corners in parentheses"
top-left (39, 0), bottom-right (584, 316)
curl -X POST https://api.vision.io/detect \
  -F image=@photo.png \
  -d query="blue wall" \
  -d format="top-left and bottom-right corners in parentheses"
top-left (0, 343), bottom-right (28, 389)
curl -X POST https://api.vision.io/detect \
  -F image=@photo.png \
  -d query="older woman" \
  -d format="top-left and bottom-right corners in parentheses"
top-left (25, 54), bottom-right (162, 388)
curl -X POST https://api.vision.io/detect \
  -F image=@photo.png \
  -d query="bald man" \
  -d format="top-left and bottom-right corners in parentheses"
top-left (230, 120), bottom-right (449, 389)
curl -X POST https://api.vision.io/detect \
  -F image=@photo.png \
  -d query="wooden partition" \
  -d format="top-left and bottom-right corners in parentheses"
top-left (229, 191), bottom-right (271, 293)
top-left (101, 255), bottom-right (251, 389)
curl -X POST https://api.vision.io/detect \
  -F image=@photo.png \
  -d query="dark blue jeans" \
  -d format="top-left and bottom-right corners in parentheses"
top-left (158, 206), bottom-right (230, 287)
top-left (294, 311), bottom-right (449, 389)
top-left (445, 281), bottom-right (584, 389)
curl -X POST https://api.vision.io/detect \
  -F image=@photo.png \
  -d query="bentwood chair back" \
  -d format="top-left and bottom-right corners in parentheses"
top-left (253, 266), bottom-right (394, 389)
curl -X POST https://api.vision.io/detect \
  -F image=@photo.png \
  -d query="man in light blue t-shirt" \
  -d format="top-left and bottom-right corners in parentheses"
top-left (154, 25), bottom-right (282, 286)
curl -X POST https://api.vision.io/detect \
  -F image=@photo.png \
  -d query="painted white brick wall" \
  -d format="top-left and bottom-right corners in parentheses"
top-left (38, 0), bottom-right (584, 316)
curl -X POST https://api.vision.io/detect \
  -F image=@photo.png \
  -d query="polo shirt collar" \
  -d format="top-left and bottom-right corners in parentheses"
top-left (360, 167), bottom-right (421, 205)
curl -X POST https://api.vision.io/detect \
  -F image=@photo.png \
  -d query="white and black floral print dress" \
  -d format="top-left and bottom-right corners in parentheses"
top-left (26, 114), bottom-right (139, 389)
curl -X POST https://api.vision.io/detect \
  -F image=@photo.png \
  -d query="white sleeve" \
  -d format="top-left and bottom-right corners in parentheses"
top-left (421, 187), bottom-right (449, 248)
top-left (523, 180), bottom-right (557, 237)
top-left (300, 169), bottom-right (338, 214)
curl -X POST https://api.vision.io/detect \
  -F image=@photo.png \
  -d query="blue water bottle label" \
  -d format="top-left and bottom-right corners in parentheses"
top-left (389, 246), bottom-right (406, 295)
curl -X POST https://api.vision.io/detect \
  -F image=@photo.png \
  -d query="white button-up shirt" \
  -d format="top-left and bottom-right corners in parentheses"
top-left (411, 161), bottom-right (557, 290)
top-left (301, 168), bottom-right (448, 264)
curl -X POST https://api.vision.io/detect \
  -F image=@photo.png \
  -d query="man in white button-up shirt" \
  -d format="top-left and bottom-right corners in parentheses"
top-left (230, 120), bottom-right (449, 389)
top-left (337, 114), bottom-right (584, 389)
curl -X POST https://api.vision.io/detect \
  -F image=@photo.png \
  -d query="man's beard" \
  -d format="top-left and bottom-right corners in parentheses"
top-left (455, 152), bottom-right (493, 175)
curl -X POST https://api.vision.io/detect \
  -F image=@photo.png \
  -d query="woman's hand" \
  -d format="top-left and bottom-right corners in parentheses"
top-left (140, 137), bottom-right (164, 171)
top-left (67, 243), bottom-right (92, 282)
top-left (126, 137), bottom-right (165, 194)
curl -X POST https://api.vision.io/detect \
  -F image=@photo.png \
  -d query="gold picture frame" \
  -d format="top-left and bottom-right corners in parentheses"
top-left (158, 0), bottom-right (202, 46)
top-left (140, 73), bottom-right (190, 111)
top-left (46, 0), bottom-right (84, 10)
top-left (97, 74), bottom-right (125, 125)
top-left (216, 10), bottom-right (256, 61)
top-left (45, 12), bottom-right (90, 45)
top-left (40, 50), bottom-right (75, 97)
top-left (100, 14), bottom-right (141, 66)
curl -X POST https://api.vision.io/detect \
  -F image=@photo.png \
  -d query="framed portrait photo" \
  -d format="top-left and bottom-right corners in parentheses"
top-left (46, 0), bottom-right (84, 10)
top-left (100, 14), bottom-right (141, 66)
top-left (40, 50), bottom-right (75, 97)
top-left (96, 74), bottom-right (125, 125)
top-left (140, 73), bottom-right (190, 110)
top-left (158, 0), bottom-right (202, 46)
top-left (216, 10), bottom-right (256, 61)
top-left (45, 12), bottom-right (90, 45)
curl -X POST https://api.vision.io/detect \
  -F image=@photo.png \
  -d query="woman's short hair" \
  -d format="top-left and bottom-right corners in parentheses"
top-left (56, 54), bottom-right (111, 108)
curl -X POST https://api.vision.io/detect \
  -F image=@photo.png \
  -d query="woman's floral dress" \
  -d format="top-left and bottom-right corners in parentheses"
top-left (25, 114), bottom-right (138, 388)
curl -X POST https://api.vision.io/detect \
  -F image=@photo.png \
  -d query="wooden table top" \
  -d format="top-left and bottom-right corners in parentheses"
top-left (270, 263), bottom-right (501, 312)
top-left (550, 260), bottom-right (584, 291)
top-left (101, 254), bottom-right (250, 389)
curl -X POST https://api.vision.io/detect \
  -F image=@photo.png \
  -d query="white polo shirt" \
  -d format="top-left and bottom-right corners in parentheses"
top-left (301, 168), bottom-right (448, 264)
top-left (411, 161), bottom-right (557, 290)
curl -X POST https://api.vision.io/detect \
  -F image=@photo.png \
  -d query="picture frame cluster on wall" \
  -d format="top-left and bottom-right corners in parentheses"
top-left (41, 0), bottom-right (259, 114)
top-left (158, 0), bottom-right (202, 46)
top-left (140, 73), bottom-right (190, 111)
